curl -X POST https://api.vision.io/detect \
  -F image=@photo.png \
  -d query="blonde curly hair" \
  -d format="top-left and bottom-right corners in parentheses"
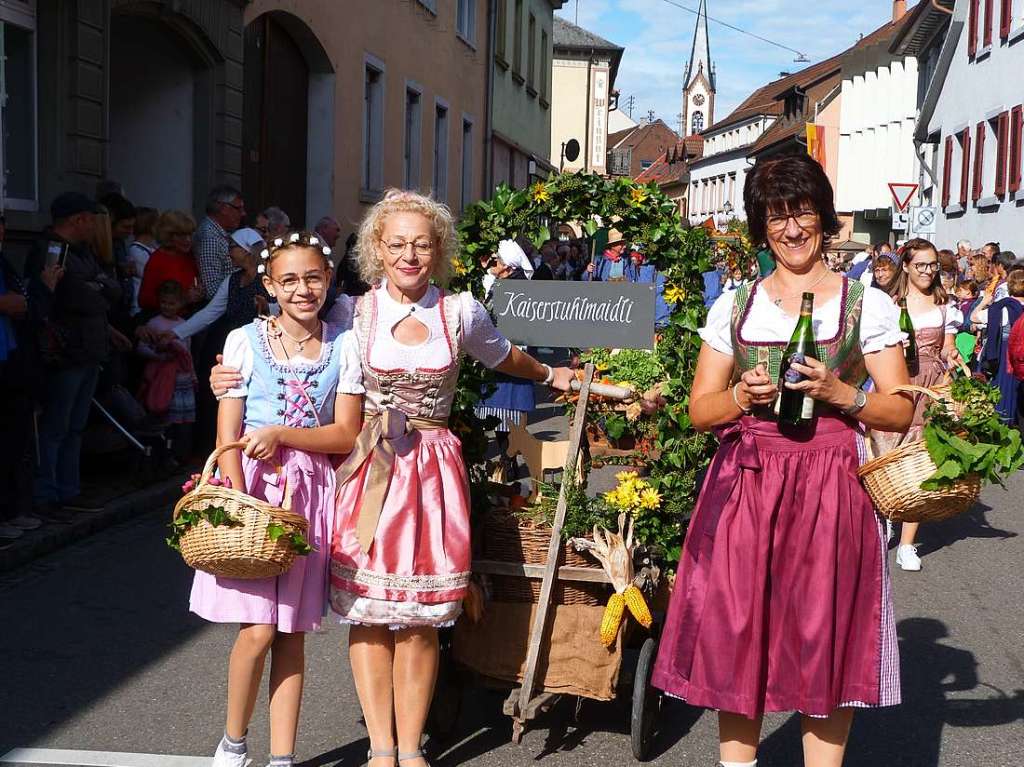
top-left (355, 189), bottom-right (456, 288)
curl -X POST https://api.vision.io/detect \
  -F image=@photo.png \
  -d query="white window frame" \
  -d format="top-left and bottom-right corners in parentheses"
top-left (416, 0), bottom-right (438, 15)
top-left (433, 97), bottom-right (450, 203)
top-left (0, 0), bottom-right (38, 211)
top-left (361, 54), bottom-right (386, 200)
top-left (456, 0), bottom-right (476, 48)
top-left (404, 80), bottom-right (423, 190)
top-left (460, 114), bottom-right (474, 212)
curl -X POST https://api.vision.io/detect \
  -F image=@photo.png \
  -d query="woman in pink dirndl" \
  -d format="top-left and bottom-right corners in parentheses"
top-left (652, 154), bottom-right (914, 767)
top-left (329, 191), bottom-right (574, 767)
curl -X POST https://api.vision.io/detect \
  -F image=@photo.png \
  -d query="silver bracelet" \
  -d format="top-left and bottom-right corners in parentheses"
top-left (542, 363), bottom-right (555, 386)
top-left (731, 382), bottom-right (752, 414)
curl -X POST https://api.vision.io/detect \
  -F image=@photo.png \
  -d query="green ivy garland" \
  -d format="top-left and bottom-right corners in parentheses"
top-left (449, 173), bottom-right (719, 563)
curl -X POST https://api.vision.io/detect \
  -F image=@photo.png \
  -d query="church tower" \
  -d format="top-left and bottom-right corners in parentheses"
top-left (682, 0), bottom-right (715, 136)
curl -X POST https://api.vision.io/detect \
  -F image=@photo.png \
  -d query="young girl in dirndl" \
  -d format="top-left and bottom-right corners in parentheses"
top-left (190, 233), bottom-right (363, 767)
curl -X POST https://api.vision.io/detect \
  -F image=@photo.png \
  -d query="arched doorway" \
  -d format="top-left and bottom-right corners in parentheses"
top-left (108, 11), bottom-right (217, 211)
top-left (243, 12), bottom-right (335, 228)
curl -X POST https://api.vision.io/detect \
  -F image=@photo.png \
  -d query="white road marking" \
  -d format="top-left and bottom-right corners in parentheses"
top-left (0, 748), bottom-right (213, 767)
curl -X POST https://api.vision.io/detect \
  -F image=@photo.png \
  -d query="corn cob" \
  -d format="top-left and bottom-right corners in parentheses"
top-left (623, 585), bottom-right (652, 628)
top-left (600, 592), bottom-right (625, 646)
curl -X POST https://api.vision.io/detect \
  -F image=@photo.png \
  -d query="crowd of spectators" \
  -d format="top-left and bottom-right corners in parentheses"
top-left (0, 185), bottom-right (354, 546)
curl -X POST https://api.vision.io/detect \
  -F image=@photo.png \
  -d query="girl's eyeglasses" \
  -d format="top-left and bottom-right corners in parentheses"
top-left (911, 262), bottom-right (939, 274)
top-left (270, 272), bottom-right (327, 293)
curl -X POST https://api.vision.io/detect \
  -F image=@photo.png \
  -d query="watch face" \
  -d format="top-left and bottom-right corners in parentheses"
top-left (693, 94), bottom-right (705, 106)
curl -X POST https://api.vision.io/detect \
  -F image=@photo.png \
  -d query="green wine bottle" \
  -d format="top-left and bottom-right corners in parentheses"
top-left (899, 298), bottom-right (917, 374)
top-left (776, 292), bottom-right (817, 426)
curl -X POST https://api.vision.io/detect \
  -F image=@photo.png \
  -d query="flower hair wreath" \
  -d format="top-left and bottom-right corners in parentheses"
top-left (256, 231), bottom-right (333, 274)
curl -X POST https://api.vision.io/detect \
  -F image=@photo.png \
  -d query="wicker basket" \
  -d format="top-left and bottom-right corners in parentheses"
top-left (858, 386), bottom-right (980, 523)
top-left (174, 441), bottom-right (310, 579)
top-left (481, 509), bottom-right (608, 606)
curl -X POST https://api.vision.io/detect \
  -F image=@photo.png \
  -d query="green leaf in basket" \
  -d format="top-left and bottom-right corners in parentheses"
top-left (288, 532), bottom-right (313, 555)
top-left (267, 521), bottom-right (287, 541)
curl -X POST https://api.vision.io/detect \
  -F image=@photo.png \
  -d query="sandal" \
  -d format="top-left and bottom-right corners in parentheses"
top-left (398, 750), bottom-right (430, 767)
top-left (367, 747), bottom-right (398, 765)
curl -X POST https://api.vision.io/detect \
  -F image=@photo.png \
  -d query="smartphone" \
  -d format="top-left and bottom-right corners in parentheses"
top-left (45, 240), bottom-right (69, 268)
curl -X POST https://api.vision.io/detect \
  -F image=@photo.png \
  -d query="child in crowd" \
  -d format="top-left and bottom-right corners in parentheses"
top-left (190, 232), bottom-right (363, 767)
top-left (127, 207), bottom-right (158, 317)
top-left (954, 279), bottom-right (981, 365)
top-left (136, 280), bottom-right (196, 460)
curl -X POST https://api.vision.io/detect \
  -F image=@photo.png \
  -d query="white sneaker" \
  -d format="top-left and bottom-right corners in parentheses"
top-left (896, 544), bottom-right (922, 571)
top-left (212, 742), bottom-right (250, 767)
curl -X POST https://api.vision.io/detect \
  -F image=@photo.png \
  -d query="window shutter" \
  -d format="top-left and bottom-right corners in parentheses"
top-left (984, 0), bottom-right (995, 46)
top-left (972, 122), bottom-right (986, 202)
top-left (996, 111), bottom-right (1010, 196)
top-left (1010, 106), bottom-right (1024, 194)
top-left (942, 135), bottom-right (954, 208)
top-left (1000, 0), bottom-right (1013, 38)
top-left (969, 0), bottom-right (980, 56)
top-left (960, 128), bottom-right (972, 206)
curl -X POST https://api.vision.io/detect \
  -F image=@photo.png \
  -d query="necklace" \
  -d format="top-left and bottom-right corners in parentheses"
top-left (767, 268), bottom-right (830, 307)
top-left (270, 318), bottom-right (321, 352)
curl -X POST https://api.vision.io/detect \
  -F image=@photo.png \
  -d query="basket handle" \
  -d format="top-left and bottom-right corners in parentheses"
top-left (887, 384), bottom-right (946, 402)
top-left (943, 356), bottom-right (972, 381)
top-left (197, 441), bottom-right (292, 511)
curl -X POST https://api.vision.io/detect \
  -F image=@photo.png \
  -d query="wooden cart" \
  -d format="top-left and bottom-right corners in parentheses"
top-left (449, 364), bottom-right (665, 760)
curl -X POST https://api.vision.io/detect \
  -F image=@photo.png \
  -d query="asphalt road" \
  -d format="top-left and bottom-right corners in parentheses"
top-left (2, 465), bottom-right (1022, 767)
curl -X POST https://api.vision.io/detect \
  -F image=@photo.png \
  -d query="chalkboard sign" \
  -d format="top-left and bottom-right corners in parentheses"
top-left (492, 280), bottom-right (655, 350)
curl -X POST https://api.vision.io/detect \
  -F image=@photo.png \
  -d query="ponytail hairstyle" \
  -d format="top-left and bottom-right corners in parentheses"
top-left (898, 237), bottom-right (948, 306)
top-left (256, 230), bottom-right (333, 277)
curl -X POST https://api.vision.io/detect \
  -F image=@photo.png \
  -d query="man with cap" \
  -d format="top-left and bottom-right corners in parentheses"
top-left (624, 245), bottom-right (671, 328)
top-left (26, 192), bottom-right (124, 522)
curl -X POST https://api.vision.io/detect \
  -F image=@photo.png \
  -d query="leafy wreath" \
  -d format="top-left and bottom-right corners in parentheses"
top-left (448, 172), bottom-right (721, 563)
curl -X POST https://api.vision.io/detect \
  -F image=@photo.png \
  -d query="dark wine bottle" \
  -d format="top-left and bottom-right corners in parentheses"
top-left (898, 298), bottom-right (917, 373)
top-left (776, 292), bottom-right (817, 426)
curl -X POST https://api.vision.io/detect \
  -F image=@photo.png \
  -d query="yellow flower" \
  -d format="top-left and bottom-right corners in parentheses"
top-left (615, 470), bottom-right (639, 483)
top-left (531, 182), bottom-right (550, 202)
top-left (664, 285), bottom-right (687, 304)
top-left (453, 258), bottom-right (470, 276)
top-left (640, 488), bottom-right (662, 510)
top-left (629, 187), bottom-right (648, 205)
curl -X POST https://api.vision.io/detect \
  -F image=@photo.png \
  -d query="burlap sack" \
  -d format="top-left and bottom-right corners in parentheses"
top-left (453, 601), bottom-right (623, 701)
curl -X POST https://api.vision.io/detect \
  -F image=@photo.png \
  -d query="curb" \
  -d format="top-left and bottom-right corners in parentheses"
top-left (0, 475), bottom-right (185, 574)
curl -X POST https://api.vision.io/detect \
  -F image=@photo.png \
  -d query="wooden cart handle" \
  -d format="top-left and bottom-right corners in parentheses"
top-left (196, 441), bottom-right (292, 511)
top-left (571, 380), bottom-right (633, 400)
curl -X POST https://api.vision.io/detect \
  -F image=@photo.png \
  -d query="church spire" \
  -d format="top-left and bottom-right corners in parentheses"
top-left (682, 0), bottom-right (715, 136)
top-left (684, 0), bottom-right (714, 91)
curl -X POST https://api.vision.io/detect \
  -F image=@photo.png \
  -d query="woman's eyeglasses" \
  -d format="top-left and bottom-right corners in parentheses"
top-left (766, 210), bottom-right (819, 234)
top-left (382, 239), bottom-right (433, 257)
top-left (911, 262), bottom-right (940, 274)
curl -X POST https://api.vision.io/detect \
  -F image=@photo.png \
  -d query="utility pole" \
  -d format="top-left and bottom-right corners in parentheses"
top-left (646, 109), bottom-right (655, 124)
top-left (625, 94), bottom-right (636, 118)
top-left (575, 0), bottom-right (579, 24)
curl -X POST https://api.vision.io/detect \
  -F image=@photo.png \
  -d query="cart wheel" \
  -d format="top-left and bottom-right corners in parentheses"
top-left (630, 637), bottom-right (662, 761)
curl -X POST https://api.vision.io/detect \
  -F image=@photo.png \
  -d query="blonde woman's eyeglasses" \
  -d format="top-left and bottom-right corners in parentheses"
top-left (382, 239), bottom-right (433, 257)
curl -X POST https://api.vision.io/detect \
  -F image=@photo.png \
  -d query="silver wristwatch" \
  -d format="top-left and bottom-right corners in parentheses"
top-left (843, 389), bottom-right (867, 416)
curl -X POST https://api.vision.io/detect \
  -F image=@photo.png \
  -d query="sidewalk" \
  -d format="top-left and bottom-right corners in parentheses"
top-left (0, 473), bottom-right (186, 574)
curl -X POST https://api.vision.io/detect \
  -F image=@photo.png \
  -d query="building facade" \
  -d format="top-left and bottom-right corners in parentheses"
top-left (607, 119), bottom-right (680, 178)
top-left (923, 0), bottom-right (1024, 247)
top-left (243, 0), bottom-right (488, 229)
top-left (491, 0), bottom-right (565, 189)
top-left (3, 0), bottom-right (488, 245)
top-left (550, 17), bottom-right (623, 175)
top-left (835, 3), bottom-right (919, 245)
top-left (3, 0), bottom-right (247, 234)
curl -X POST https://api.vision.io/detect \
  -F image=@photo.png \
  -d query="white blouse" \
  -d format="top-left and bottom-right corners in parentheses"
top-left (359, 283), bottom-right (512, 371)
top-left (909, 302), bottom-right (963, 335)
top-left (220, 323), bottom-right (365, 400)
top-left (700, 282), bottom-right (904, 356)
